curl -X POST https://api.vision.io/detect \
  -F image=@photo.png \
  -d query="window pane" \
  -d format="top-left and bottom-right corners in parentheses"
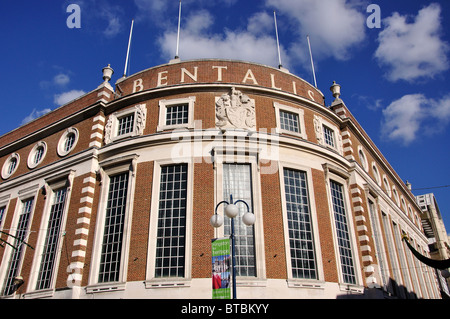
top-left (36, 188), bottom-right (68, 290)
top-left (117, 114), bottom-right (135, 136)
top-left (98, 173), bottom-right (129, 283)
top-left (279, 110), bottom-right (300, 133)
top-left (0, 206), bottom-right (5, 228)
top-left (330, 180), bottom-right (356, 285)
top-left (64, 133), bottom-right (75, 152)
top-left (8, 158), bottom-right (17, 175)
top-left (155, 164), bottom-right (188, 278)
top-left (323, 125), bottom-right (335, 147)
top-left (34, 147), bottom-right (44, 164)
top-left (284, 168), bottom-right (317, 279)
top-left (166, 104), bottom-right (189, 126)
top-left (223, 164), bottom-right (256, 277)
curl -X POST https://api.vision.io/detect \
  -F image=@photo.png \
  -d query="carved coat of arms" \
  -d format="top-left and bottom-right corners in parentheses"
top-left (215, 87), bottom-right (256, 130)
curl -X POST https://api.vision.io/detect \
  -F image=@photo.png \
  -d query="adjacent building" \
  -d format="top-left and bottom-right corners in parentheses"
top-left (0, 59), bottom-right (443, 299)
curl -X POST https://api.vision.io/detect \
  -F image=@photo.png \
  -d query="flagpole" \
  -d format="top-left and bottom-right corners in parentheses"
top-left (175, 0), bottom-right (182, 59)
top-left (273, 11), bottom-right (282, 69)
top-left (124, 19), bottom-right (135, 77)
top-left (307, 35), bottom-right (317, 88)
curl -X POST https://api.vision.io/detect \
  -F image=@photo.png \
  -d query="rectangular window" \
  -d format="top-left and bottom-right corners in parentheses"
top-left (155, 164), bottom-right (188, 278)
top-left (392, 222), bottom-right (414, 298)
top-left (381, 212), bottom-right (403, 298)
top-left (222, 163), bottom-right (256, 277)
top-left (330, 180), bottom-right (356, 285)
top-left (36, 188), bottom-right (68, 290)
top-left (279, 110), bottom-right (300, 133)
top-left (323, 125), bottom-right (335, 147)
top-left (158, 97), bottom-right (195, 132)
top-left (166, 104), bottom-right (189, 126)
top-left (117, 114), bottom-right (135, 136)
top-left (284, 168), bottom-right (317, 279)
top-left (3, 199), bottom-right (34, 296)
top-left (98, 172), bottom-right (129, 283)
top-left (368, 200), bottom-right (389, 290)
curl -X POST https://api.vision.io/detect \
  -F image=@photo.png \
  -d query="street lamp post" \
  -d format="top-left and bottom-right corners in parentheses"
top-left (210, 194), bottom-right (255, 299)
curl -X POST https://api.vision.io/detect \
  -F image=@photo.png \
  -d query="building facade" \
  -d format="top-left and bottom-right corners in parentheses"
top-left (0, 59), bottom-right (442, 299)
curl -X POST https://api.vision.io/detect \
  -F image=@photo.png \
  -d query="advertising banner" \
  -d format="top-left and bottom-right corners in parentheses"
top-left (211, 237), bottom-right (231, 299)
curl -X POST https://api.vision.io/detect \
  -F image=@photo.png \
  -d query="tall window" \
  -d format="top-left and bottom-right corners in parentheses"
top-left (166, 104), bottom-right (189, 126)
top-left (330, 180), bottom-right (356, 285)
top-left (367, 200), bottom-right (389, 291)
top-left (392, 222), bottom-right (414, 298)
top-left (0, 206), bottom-right (5, 228)
top-left (155, 164), bottom-right (188, 278)
top-left (381, 212), bottom-right (403, 298)
top-left (323, 125), bottom-right (335, 148)
top-left (222, 164), bottom-right (256, 277)
top-left (3, 199), bottom-right (34, 296)
top-left (117, 114), bottom-right (135, 136)
top-left (283, 168), bottom-right (317, 279)
top-left (98, 173), bottom-right (129, 283)
top-left (36, 188), bottom-right (68, 290)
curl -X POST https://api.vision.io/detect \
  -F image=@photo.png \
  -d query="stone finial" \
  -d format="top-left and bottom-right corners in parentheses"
top-left (330, 81), bottom-right (341, 100)
top-left (102, 64), bottom-right (114, 83)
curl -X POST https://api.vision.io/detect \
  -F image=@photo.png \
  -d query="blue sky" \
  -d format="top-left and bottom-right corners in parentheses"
top-left (1, 0), bottom-right (449, 231)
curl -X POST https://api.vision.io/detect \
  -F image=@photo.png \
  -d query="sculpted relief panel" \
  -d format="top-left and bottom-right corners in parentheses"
top-left (215, 87), bottom-right (256, 130)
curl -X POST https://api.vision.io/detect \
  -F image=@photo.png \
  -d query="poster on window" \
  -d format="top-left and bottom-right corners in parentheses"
top-left (211, 237), bottom-right (231, 299)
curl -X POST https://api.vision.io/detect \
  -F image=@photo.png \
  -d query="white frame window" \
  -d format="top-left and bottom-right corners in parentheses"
top-left (357, 146), bottom-right (368, 172)
top-left (329, 179), bottom-right (357, 285)
top-left (380, 211), bottom-right (406, 298)
top-left (273, 102), bottom-right (307, 139)
top-left (87, 155), bottom-right (137, 292)
top-left (279, 162), bottom-right (324, 287)
top-left (371, 162), bottom-right (381, 186)
top-left (157, 97), bottom-right (195, 132)
top-left (146, 159), bottom-right (193, 288)
top-left (323, 125), bottom-right (336, 148)
top-left (25, 173), bottom-right (74, 298)
top-left (323, 165), bottom-right (362, 291)
top-left (27, 141), bottom-right (47, 169)
top-left (222, 163), bottom-right (256, 277)
top-left (104, 104), bottom-right (147, 144)
top-left (211, 147), bottom-right (266, 285)
top-left (366, 196), bottom-right (391, 292)
top-left (313, 115), bottom-right (343, 155)
top-left (0, 185), bottom-right (38, 297)
top-left (1, 153), bottom-right (20, 180)
top-left (57, 128), bottom-right (79, 157)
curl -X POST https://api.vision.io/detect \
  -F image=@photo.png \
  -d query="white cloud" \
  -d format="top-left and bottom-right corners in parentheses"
top-left (21, 108), bottom-right (52, 125)
top-left (100, 5), bottom-right (124, 38)
top-left (266, 0), bottom-right (366, 63)
top-left (381, 94), bottom-right (450, 145)
top-left (54, 90), bottom-right (86, 106)
top-left (375, 3), bottom-right (449, 82)
top-left (158, 10), bottom-right (289, 67)
top-left (53, 73), bottom-right (70, 86)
